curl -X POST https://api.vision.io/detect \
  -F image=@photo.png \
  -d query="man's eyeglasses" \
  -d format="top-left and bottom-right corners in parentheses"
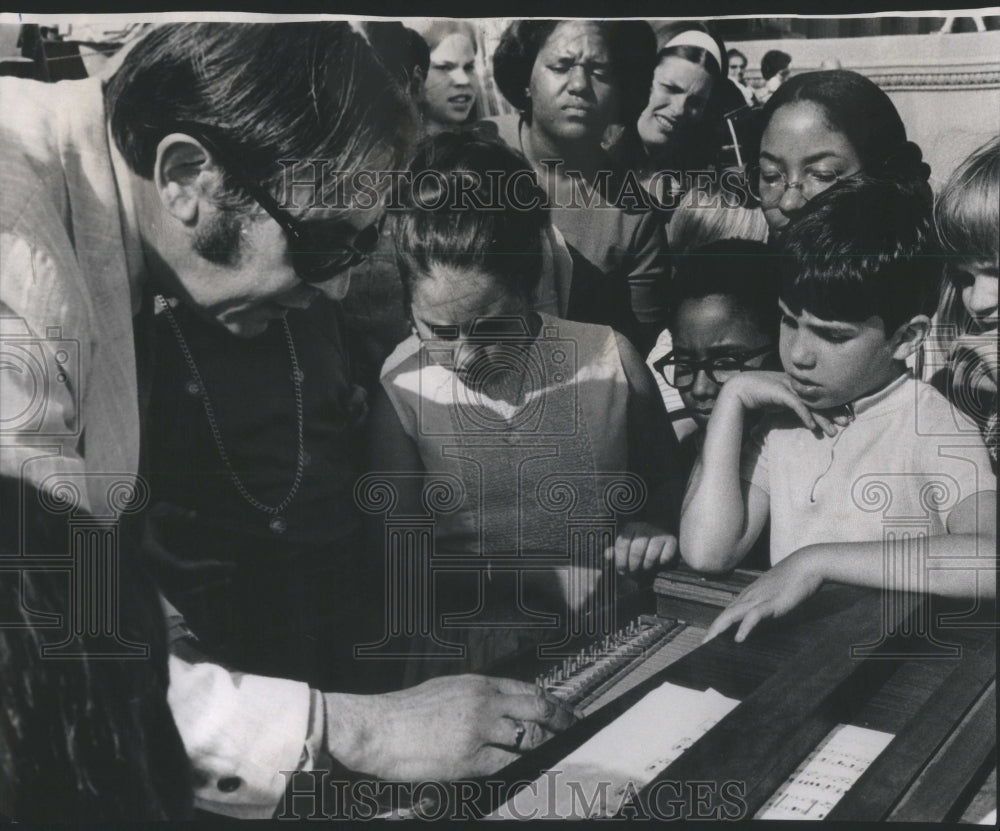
top-left (653, 345), bottom-right (775, 390)
top-left (175, 123), bottom-right (382, 284)
top-left (746, 164), bottom-right (860, 207)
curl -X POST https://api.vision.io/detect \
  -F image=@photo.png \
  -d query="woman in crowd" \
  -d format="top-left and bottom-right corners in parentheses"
top-left (749, 69), bottom-right (931, 240)
top-left (486, 19), bottom-right (667, 352)
top-left (369, 132), bottom-right (683, 680)
top-left (620, 22), bottom-right (729, 199)
top-left (411, 20), bottom-right (481, 135)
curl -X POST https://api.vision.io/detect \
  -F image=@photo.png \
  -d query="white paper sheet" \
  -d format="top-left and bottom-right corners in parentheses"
top-left (490, 682), bottom-right (740, 820)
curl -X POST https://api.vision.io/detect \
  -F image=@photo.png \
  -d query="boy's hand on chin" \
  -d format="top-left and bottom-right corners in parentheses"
top-left (703, 547), bottom-right (825, 644)
top-left (718, 372), bottom-right (843, 437)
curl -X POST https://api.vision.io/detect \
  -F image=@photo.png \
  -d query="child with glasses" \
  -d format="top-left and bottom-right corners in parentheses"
top-left (653, 239), bottom-right (781, 481)
top-left (680, 178), bottom-right (996, 643)
top-left (369, 132), bottom-right (684, 680)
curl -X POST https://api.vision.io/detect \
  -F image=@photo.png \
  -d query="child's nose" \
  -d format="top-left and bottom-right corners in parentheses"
top-left (690, 369), bottom-right (718, 399)
top-left (965, 276), bottom-right (998, 317)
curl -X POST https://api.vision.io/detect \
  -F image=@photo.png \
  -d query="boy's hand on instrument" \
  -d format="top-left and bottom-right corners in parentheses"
top-left (719, 372), bottom-right (842, 437)
top-left (703, 548), bottom-right (824, 643)
top-left (605, 522), bottom-right (678, 574)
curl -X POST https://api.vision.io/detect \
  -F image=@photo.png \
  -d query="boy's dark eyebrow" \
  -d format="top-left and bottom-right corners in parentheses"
top-left (778, 301), bottom-right (857, 334)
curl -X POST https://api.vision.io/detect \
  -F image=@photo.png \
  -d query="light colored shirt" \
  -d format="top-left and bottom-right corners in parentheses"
top-left (1, 75), bottom-right (310, 818)
top-left (740, 372), bottom-right (995, 564)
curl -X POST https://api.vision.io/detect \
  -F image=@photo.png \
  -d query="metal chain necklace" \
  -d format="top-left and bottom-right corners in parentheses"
top-left (155, 295), bottom-right (304, 534)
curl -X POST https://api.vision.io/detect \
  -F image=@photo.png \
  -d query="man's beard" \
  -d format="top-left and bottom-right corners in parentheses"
top-left (193, 209), bottom-right (245, 266)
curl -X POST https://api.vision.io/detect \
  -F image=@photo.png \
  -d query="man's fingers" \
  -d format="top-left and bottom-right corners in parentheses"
top-left (495, 691), bottom-right (577, 733)
top-left (484, 675), bottom-right (538, 697)
top-left (703, 603), bottom-right (744, 642)
top-left (481, 716), bottom-right (528, 749)
top-left (811, 411), bottom-right (839, 437)
top-left (660, 535), bottom-right (679, 565)
top-left (614, 530), bottom-right (635, 573)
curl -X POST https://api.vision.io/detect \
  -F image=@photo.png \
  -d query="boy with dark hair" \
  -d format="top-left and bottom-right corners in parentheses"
top-left (680, 180), bottom-right (996, 642)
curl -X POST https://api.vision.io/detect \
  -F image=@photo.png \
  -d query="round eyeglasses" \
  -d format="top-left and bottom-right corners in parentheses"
top-left (746, 165), bottom-right (859, 207)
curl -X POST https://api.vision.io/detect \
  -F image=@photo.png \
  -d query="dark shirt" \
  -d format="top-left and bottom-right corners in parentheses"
top-left (143, 298), bottom-right (392, 691)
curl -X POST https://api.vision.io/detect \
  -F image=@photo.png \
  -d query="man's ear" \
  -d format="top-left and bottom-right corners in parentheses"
top-left (153, 134), bottom-right (222, 225)
top-left (890, 314), bottom-right (931, 361)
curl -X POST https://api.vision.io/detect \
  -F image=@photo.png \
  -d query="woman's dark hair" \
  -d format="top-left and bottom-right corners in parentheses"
top-left (668, 239), bottom-right (780, 340)
top-left (390, 132), bottom-right (550, 304)
top-left (0, 478), bottom-right (193, 822)
top-left (757, 70), bottom-right (931, 198)
top-left (779, 177), bottom-right (941, 334)
top-left (104, 22), bottom-right (417, 212)
top-left (493, 20), bottom-right (657, 125)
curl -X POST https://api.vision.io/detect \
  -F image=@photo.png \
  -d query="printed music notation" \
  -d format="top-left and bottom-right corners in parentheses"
top-left (490, 682), bottom-right (740, 820)
top-left (755, 723), bottom-right (894, 820)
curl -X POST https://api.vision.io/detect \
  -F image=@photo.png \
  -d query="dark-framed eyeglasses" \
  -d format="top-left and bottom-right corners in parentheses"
top-left (745, 164), bottom-right (860, 207)
top-left (173, 122), bottom-right (383, 284)
top-left (653, 345), bottom-right (775, 390)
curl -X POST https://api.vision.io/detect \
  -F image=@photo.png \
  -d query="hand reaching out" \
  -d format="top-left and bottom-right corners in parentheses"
top-left (703, 548), bottom-right (824, 644)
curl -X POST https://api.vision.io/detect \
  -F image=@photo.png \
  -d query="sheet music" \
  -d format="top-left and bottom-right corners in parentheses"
top-left (755, 723), bottom-right (894, 820)
top-left (490, 682), bottom-right (739, 820)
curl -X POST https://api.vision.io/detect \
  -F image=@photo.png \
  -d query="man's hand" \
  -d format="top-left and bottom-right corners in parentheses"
top-left (703, 546), bottom-right (825, 643)
top-left (720, 372), bottom-right (849, 437)
top-left (604, 521), bottom-right (678, 574)
top-left (323, 675), bottom-right (576, 782)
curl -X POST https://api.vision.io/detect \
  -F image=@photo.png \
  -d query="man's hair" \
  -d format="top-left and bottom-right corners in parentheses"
top-left (779, 178), bottom-right (940, 334)
top-left (760, 49), bottom-right (791, 81)
top-left (668, 239), bottom-right (780, 341)
top-left (104, 22), bottom-right (417, 213)
top-left (935, 135), bottom-right (1000, 260)
top-left (0, 478), bottom-right (192, 822)
top-left (390, 132), bottom-right (549, 305)
top-left (493, 20), bottom-right (657, 125)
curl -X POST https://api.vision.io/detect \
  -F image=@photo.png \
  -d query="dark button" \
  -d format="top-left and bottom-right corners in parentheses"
top-left (302, 451), bottom-right (312, 467)
top-left (217, 776), bottom-right (242, 793)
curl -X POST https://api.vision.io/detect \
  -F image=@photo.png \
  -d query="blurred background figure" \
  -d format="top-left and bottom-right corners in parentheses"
top-left (820, 57), bottom-right (843, 70)
top-left (410, 20), bottom-right (481, 135)
top-left (758, 49), bottom-right (791, 103)
top-left (727, 48), bottom-right (758, 106)
top-left (0, 478), bottom-right (193, 822)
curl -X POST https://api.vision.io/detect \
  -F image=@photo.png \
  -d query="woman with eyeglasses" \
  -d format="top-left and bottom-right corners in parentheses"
top-left (748, 69), bottom-right (931, 240)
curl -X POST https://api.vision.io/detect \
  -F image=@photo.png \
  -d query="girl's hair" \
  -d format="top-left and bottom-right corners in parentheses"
top-left (410, 19), bottom-right (478, 53)
top-left (757, 70), bottom-right (931, 200)
top-left (667, 179), bottom-right (769, 257)
top-left (390, 132), bottom-right (550, 304)
top-left (934, 136), bottom-right (1000, 260)
top-left (931, 136), bottom-right (1000, 337)
top-left (653, 21), bottom-right (725, 80)
top-left (493, 20), bottom-right (657, 125)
